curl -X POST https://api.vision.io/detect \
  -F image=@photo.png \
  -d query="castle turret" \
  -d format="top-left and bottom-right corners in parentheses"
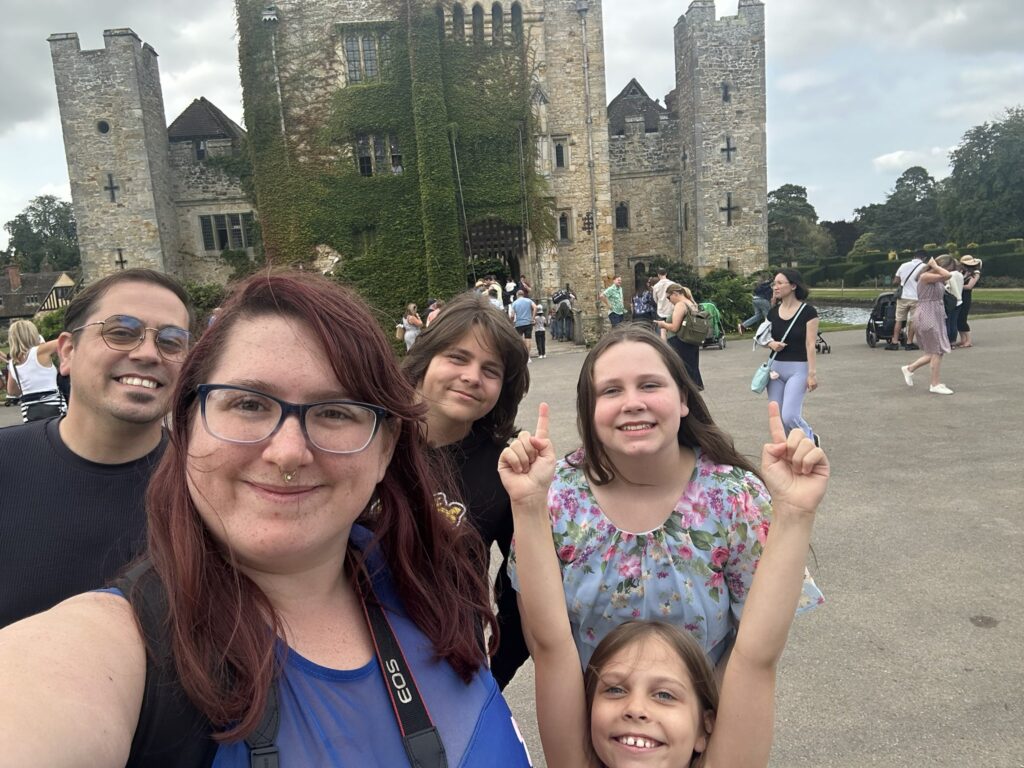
top-left (673, 1), bottom-right (767, 275)
top-left (48, 29), bottom-right (180, 282)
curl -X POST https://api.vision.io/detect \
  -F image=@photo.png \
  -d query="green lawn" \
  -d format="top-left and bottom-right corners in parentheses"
top-left (811, 287), bottom-right (1024, 305)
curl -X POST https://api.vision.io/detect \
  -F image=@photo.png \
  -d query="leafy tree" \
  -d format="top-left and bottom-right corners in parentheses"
top-left (941, 106), bottom-right (1024, 244)
top-left (854, 166), bottom-right (944, 251)
top-left (820, 220), bottom-right (862, 259)
top-left (768, 184), bottom-right (835, 264)
top-left (3, 196), bottom-right (80, 272)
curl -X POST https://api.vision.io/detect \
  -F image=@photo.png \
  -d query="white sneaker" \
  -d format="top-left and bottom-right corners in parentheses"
top-left (929, 384), bottom-right (954, 395)
top-left (901, 365), bottom-right (914, 387)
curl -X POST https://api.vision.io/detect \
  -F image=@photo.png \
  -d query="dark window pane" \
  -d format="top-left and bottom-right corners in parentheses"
top-left (363, 36), bottom-right (378, 80)
top-left (345, 37), bottom-right (362, 83)
top-left (200, 215), bottom-right (215, 251)
top-left (559, 213), bottom-right (569, 241)
top-left (373, 135), bottom-right (387, 174)
top-left (242, 213), bottom-right (255, 247)
top-left (228, 213), bottom-right (244, 249)
top-left (214, 215), bottom-right (230, 250)
top-left (358, 156), bottom-right (373, 177)
top-left (472, 4), bottom-right (484, 43)
top-left (615, 203), bottom-right (629, 230)
top-left (555, 142), bottom-right (565, 168)
top-left (453, 4), bottom-right (465, 40)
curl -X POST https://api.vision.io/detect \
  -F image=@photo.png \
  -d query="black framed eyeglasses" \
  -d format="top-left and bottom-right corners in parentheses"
top-left (198, 385), bottom-right (390, 454)
top-left (72, 314), bottom-right (192, 362)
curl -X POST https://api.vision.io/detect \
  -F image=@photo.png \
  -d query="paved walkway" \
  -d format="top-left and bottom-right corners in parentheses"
top-left (4, 316), bottom-right (1021, 766)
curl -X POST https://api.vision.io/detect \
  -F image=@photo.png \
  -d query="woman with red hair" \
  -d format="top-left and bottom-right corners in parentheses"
top-left (0, 272), bottom-right (532, 767)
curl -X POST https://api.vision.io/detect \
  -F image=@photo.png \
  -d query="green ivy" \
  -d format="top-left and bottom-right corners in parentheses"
top-left (235, 0), bottom-right (553, 327)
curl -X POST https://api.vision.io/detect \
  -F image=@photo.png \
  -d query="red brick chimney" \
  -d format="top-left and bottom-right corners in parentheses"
top-left (5, 264), bottom-right (20, 291)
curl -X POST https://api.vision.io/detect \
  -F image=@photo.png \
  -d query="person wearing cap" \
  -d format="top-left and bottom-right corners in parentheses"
top-left (888, 249), bottom-right (928, 351)
top-left (955, 255), bottom-right (982, 348)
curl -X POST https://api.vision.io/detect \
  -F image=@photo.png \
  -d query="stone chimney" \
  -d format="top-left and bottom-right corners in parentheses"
top-left (5, 264), bottom-right (20, 291)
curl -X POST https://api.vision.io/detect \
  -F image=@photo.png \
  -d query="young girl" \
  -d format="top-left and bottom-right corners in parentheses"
top-left (507, 326), bottom-right (822, 671)
top-left (499, 399), bottom-right (828, 767)
top-left (403, 291), bottom-right (532, 688)
top-left (764, 269), bottom-right (819, 441)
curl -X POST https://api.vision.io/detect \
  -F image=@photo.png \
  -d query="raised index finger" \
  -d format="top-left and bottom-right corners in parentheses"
top-left (535, 402), bottom-right (550, 441)
top-left (766, 401), bottom-right (786, 444)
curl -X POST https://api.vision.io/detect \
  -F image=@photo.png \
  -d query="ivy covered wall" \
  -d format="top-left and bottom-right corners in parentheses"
top-left (235, 0), bottom-right (551, 320)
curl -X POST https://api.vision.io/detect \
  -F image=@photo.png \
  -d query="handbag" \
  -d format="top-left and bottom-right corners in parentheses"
top-left (751, 303), bottom-right (806, 395)
top-left (894, 261), bottom-right (925, 300)
top-left (396, 323), bottom-right (405, 341)
top-left (753, 319), bottom-right (773, 347)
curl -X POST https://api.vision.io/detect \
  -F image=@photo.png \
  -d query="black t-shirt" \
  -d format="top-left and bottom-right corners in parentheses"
top-left (768, 303), bottom-right (819, 362)
top-left (0, 417), bottom-right (166, 627)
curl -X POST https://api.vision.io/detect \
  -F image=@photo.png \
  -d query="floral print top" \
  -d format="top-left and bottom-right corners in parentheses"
top-left (508, 448), bottom-right (824, 668)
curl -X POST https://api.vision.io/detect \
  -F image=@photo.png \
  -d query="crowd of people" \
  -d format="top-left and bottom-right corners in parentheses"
top-left (0, 267), bottom-right (830, 768)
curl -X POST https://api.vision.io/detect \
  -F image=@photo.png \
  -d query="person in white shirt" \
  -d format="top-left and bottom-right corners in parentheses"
top-left (887, 250), bottom-right (928, 351)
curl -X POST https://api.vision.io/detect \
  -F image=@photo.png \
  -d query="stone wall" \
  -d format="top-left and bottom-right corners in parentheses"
top-left (610, 114), bottom-right (682, 297)
top-left (48, 29), bottom-right (179, 283)
top-left (674, 0), bottom-right (767, 276)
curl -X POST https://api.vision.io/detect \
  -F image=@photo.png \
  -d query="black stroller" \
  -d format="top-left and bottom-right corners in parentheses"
top-left (865, 291), bottom-right (906, 348)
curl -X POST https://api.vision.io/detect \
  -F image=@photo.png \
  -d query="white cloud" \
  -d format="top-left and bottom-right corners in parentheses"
top-left (871, 147), bottom-right (952, 178)
top-left (775, 69), bottom-right (837, 94)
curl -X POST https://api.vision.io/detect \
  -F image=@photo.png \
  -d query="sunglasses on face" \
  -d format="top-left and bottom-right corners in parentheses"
top-left (72, 314), bottom-right (192, 362)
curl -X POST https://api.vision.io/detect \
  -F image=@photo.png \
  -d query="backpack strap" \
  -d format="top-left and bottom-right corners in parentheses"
top-left (113, 560), bottom-right (218, 768)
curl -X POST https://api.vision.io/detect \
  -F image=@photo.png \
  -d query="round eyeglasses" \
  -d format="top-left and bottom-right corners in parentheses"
top-left (198, 385), bottom-right (390, 454)
top-left (72, 314), bottom-right (192, 362)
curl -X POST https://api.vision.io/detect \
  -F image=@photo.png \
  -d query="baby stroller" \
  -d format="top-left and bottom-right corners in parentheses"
top-left (866, 291), bottom-right (906, 348)
top-left (815, 331), bottom-right (831, 354)
top-left (698, 302), bottom-right (727, 350)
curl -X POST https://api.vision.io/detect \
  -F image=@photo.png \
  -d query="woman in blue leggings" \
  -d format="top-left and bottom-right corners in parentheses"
top-left (765, 269), bottom-right (820, 444)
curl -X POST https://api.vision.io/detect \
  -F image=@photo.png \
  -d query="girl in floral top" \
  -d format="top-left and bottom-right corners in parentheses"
top-left (508, 325), bottom-right (822, 670)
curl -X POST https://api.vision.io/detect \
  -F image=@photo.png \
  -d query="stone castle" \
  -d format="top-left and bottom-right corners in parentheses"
top-left (49, 1), bottom-right (766, 324)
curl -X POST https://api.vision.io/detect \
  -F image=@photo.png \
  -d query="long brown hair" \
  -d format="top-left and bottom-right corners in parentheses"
top-left (402, 291), bottom-right (529, 444)
top-left (142, 272), bottom-right (494, 742)
top-left (573, 325), bottom-right (758, 485)
top-left (585, 620), bottom-right (718, 767)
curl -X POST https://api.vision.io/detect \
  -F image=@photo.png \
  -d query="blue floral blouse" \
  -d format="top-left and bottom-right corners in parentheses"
top-left (509, 448), bottom-right (824, 668)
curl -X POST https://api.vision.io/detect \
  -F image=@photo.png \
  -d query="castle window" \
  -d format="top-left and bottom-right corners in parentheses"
top-left (436, 5), bottom-right (446, 37)
top-left (201, 212), bottom-right (257, 251)
top-left (492, 3), bottom-right (504, 44)
top-left (511, 2), bottom-right (523, 40)
top-left (194, 140), bottom-right (208, 161)
top-left (453, 4), bottom-right (465, 40)
top-left (25, 294), bottom-right (40, 306)
top-left (683, 203), bottom-right (689, 231)
top-left (344, 32), bottom-right (390, 85)
top-left (96, 120), bottom-right (110, 134)
top-left (472, 4), bottom-right (484, 43)
top-left (615, 202), bottom-right (629, 230)
top-left (354, 133), bottom-right (401, 176)
top-left (553, 136), bottom-right (568, 171)
top-left (722, 82), bottom-right (731, 103)
top-left (558, 212), bottom-right (571, 241)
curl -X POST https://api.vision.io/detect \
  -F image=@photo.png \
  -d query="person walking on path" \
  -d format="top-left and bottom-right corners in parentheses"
top-left (656, 283), bottom-right (704, 390)
top-left (533, 302), bottom-right (548, 358)
top-left (888, 250), bottom-right (928, 351)
top-left (5, 320), bottom-right (65, 422)
top-left (739, 274), bottom-right (774, 335)
top-left (509, 290), bottom-right (537, 358)
top-left (900, 257), bottom-right (955, 394)
top-left (765, 269), bottom-right (820, 443)
top-left (599, 276), bottom-right (625, 327)
top-left (955, 255), bottom-right (982, 348)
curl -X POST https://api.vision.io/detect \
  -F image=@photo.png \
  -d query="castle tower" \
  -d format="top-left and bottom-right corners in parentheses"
top-left (674, 0), bottom-right (767, 275)
top-left (48, 29), bottom-right (180, 282)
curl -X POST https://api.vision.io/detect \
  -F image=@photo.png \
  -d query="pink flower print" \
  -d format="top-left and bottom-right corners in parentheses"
top-left (631, 608), bottom-right (641, 618)
top-left (708, 572), bottom-right (724, 588)
top-left (617, 556), bottom-right (641, 580)
top-left (710, 546), bottom-right (730, 568)
top-left (603, 544), bottom-right (619, 562)
top-left (558, 544), bottom-right (578, 562)
top-left (677, 545), bottom-right (694, 560)
top-left (756, 519), bottom-right (771, 545)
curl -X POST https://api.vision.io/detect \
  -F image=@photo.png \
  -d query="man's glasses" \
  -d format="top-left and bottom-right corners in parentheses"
top-left (197, 385), bottom-right (390, 454)
top-left (72, 314), bottom-right (192, 362)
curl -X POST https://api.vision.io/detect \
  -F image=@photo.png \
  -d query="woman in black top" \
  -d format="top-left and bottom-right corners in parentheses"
top-left (403, 292), bottom-right (531, 689)
top-left (765, 269), bottom-right (820, 444)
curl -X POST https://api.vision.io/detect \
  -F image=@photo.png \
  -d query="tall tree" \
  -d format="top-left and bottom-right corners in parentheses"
top-left (820, 219), bottom-right (862, 259)
top-left (854, 166), bottom-right (944, 251)
top-left (941, 106), bottom-right (1024, 244)
top-left (768, 184), bottom-right (835, 264)
top-left (3, 195), bottom-right (80, 272)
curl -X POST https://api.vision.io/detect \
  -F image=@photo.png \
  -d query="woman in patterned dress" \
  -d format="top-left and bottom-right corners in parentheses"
top-left (899, 256), bottom-right (955, 395)
top-left (508, 325), bottom-right (822, 672)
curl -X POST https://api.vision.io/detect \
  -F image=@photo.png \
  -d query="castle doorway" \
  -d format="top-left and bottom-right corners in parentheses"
top-left (465, 218), bottom-right (524, 284)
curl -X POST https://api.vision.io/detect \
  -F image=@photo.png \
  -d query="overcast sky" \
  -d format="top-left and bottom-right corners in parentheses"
top-left (2, 0), bottom-right (1023, 250)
